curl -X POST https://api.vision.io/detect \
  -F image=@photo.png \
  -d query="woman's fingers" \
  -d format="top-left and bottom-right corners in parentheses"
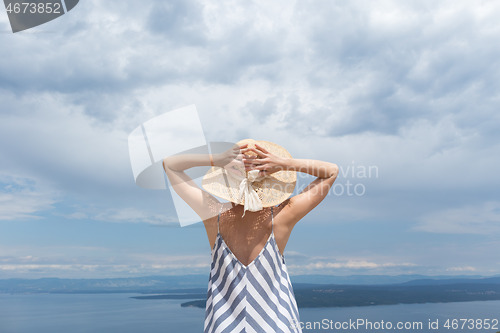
top-left (245, 147), bottom-right (267, 157)
top-left (242, 156), bottom-right (258, 167)
top-left (240, 144), bottom-right (270, 159)
top-left (254, 144), bottom-right (269, 154)
top-left (240, 146), bottom-right (266, 154)
top-left (239, 145), bottom-right (275, 176)
top-left (240, 147), bottom-right (256, 153)
top-left (242, 154), bottom-right (258, 160)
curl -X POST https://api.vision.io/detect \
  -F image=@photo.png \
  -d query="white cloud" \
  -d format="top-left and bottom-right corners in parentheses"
top-left (447, 266), bottom-right (477, 272)
top-left (94, 207), bottom-right (178, 225)
top-left (0, 174), bottom-right (56, 220)
top-left (0, 262), bottom-right (208, 273)
top-left (0, 253), bottom-right (417, 278)
top-left (1, 0), bottom-right (500, 278)
top-left (0, 252), bottom-right (210, 278)
top-left (415, 201), bottom-right (500, 234)
top-left (290, 260), bottom-right (416, 270)
top-left (56, 206), bottom-right (178, 225)
top-left (285, 251), bottom-right (418, 275)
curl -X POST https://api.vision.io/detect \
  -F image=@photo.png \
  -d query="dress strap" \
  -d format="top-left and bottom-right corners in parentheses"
top-left (271, 206), bottom-right (274, 232)
top-left (217, 203), bottom-right (224, 234)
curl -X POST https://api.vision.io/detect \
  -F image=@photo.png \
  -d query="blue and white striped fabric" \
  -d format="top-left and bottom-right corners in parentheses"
top-left (204, 207), bottom-right (302, 333)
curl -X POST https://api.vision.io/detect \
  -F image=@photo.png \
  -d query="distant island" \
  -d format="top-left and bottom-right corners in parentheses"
top-left (2, 274), bottom-right (500, 309)
top-left (132, 276), bottom-right (500, 308)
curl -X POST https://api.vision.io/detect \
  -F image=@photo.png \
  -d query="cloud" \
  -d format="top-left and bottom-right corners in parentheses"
top-left (0, 251), bottom-right (418, 278)
top-left (290, 260), bottom-right (416, 270)
top-left (284, 250), bottom-right (417, 275)
top-left (414, 201), bottom-right (500, 234)
top-left (146, 0), bottom-right (207, 45)
top-left (0, 0), bottom-right (288, 97)
top-left (285, 0), bottom-right (500, 136)
top-left (0, 252), bottom-right (210, 278)
top-left (93, 207), bottom-right (178, 225)
top-left (0, 263), bottom-right (206, 278)
top-left (3, 0), bottom-right (500, 141)
top-left (56, 205), bottom-right (178, 225)
top-left (1, 0), bottom-right (500, 278)
top-left (447, 266), bottom-right (477, 272)
top-left (0, 174), bottom-right (56, 220)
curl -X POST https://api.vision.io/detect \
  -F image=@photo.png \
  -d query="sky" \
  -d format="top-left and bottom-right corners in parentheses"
top-left (1, 0), bottom-right (500, 279)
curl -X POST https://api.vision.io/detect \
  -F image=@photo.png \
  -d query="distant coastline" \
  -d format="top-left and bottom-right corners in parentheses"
top-left (133, 277), bottom-right (500, 308)
top-left (2, 274), bottom-right (500, 309)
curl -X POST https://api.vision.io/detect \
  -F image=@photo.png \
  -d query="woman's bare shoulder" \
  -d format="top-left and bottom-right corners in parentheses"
top-left (273, 195), bottom-right (313, 228)
top-left (202, 202), bottom-right (234, 226)
top-left (272, 199), bottom-right (294, 225)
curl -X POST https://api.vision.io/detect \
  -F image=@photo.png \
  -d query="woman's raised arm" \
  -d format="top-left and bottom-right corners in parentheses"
top-left (162, 144), bottom-right (245, 221)
top-left (243, 144), bottom-right (338, 227)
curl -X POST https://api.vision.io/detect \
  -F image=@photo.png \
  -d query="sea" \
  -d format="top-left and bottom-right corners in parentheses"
top-left (0, 293), bottom-right (499, 333)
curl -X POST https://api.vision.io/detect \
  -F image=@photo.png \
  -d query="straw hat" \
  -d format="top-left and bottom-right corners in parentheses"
top-left (202, 139), bottom-right (296, 211)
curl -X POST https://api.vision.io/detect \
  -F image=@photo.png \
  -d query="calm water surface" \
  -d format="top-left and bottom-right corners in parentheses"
top-left (0, 294), bottom-right (499, 333)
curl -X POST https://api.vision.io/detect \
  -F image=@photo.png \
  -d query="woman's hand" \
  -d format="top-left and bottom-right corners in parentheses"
top-left (214, 144), bottom-right (248, 178)
top-left (241, 144), bottom-right (287, 177)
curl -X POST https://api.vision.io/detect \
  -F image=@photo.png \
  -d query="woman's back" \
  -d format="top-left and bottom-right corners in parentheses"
top-left (204, 203), bottom-right (302, 333)
top-left (205, 202), bottom-right (294, 266)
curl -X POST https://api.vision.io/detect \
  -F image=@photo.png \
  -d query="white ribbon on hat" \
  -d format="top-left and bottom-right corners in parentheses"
top-left (237, 169), bottom-right (267, 217)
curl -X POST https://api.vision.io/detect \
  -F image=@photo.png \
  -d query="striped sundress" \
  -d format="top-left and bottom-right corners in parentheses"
top-left (204, 206), bottom-right (302, 333)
